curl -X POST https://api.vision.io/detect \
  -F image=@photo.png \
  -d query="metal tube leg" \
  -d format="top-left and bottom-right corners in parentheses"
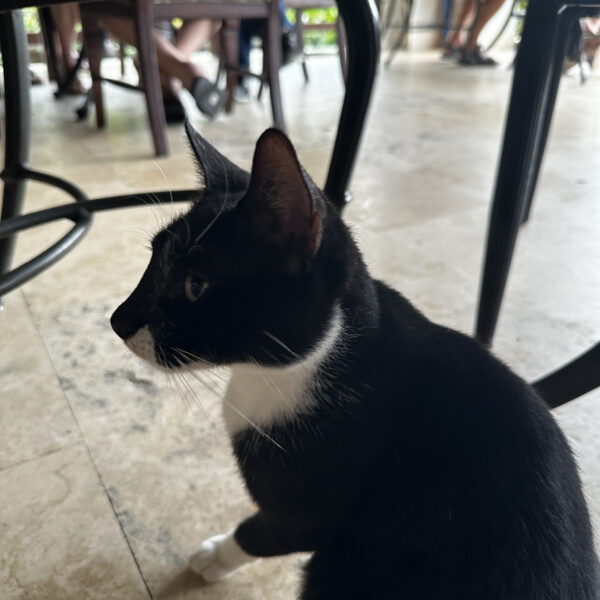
top-left (533, 343), bottom-right (600, 408)
top-left (474, 0), bottom-right (563, 346)
top-left (325, 0), bottom-right (380, 212)
top-left (0, 10), bottom-right (31, 285)
top-left (521, 12), bottom-right (573, 224)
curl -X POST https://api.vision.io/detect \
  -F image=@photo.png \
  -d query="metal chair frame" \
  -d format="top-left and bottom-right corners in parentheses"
top-left (474, 0), bottom-right (600, 405)
top-left (0, 0), bottom-right (380, 298)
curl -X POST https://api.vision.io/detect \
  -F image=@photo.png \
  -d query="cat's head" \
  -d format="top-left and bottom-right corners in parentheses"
top-left (110, 122), bottom-right (354, 370)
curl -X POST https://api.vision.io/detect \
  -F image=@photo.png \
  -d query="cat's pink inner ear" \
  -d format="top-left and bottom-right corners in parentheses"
top-left (250, 129), bottom-right (310, 212)
top-left (245, 129), bottom-right (318, 261)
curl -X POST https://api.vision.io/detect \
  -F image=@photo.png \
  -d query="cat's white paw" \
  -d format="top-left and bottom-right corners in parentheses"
top-left (189, 530), bottom-right (255, 582)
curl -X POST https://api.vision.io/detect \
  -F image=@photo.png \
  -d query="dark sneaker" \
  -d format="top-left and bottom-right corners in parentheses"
top-left (459, 46), bottom-right (498, 66)
top-left (190, 76), bottom-right (226, 119)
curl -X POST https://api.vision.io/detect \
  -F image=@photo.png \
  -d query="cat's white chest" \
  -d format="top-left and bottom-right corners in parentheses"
top-left (223, 363), bottom-right (314, 435)
top-left (222, 306), bottom-right (343, 436)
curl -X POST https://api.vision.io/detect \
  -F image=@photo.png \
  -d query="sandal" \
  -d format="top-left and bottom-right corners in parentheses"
top-left (458, 46), bottom-right (498, 66)
top-left (190, 76), bottom-right (226, 119)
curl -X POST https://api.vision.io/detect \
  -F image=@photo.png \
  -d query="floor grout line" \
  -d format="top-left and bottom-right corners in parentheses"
top-left (0, 441), bottom-right (80, 474)
top-left (21, 290), bottom-right (154, 600)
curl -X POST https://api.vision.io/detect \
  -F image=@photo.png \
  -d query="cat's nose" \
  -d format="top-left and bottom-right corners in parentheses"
top-left (111, 303), bottom-right (144, 340)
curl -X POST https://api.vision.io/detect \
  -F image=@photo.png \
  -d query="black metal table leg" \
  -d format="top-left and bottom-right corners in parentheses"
top-left (325, 0), bottom-right (380, 212)
top-left (0, 10), bottom-right (31, 288)
top-left (474, 0), bottom-right (568, 346)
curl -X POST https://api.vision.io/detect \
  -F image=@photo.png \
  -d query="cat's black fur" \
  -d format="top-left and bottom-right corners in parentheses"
top-left (112, 122), bottom-right (599, 599)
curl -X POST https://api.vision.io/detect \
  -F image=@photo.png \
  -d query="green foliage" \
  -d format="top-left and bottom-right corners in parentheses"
top-left (286, 7), bottom-right (339, 47)
top-left (23, 7), bottom-right (41, 35)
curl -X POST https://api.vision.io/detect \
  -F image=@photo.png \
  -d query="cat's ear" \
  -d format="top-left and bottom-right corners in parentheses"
top-left (185, 120), bottom-right (250, 196)
top-left (243, 128), bottom-right (325, 269)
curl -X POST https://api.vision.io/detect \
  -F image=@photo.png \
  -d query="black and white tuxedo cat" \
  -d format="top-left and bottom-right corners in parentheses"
top-left (111, 122), bottom-right (599, 600)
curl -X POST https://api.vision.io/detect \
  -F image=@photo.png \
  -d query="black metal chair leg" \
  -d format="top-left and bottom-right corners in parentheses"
top-left (325, 0), bottom-right (380, 212)
top-left (534, 343), bottom-right (600, 408)
top-left (521, 14), bottom-right (573, 224)
top-left (0, 10), bottom-right (31, 295)
top-left (474, 0), bottom-right (566, 346)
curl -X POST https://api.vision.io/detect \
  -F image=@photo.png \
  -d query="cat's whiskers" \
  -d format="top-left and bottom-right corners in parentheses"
top-left (245, 355), bottom-right (294, 410)
top-left (182, 216), bottom-right (191, 247)
top-left (169, 371), bottom-right (192, 412)
top-left (148, 191), bottom-right (173, 230)
top-left (155, 346), bottom-right (188, 409)
top-left (222, 397), bottom-right (288, 453)
top-left (174, 366), bottom-right (209, 415)
top-left (170, 349), bottom-right (287, 452)
top-left (190, 200), bottom-right (226, 249)
top-left (261, 330), bottom-right (301, 360)
top-left (123, 194), bottom-right (164, 231)
top-left (151, 160), bottom-right (174, 207)
top-left (171, 346), bottom-right (217, 370)
top-left (171, 348), bottom-right (228, 399)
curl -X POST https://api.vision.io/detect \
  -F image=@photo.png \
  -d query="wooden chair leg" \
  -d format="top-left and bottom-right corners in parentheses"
top-left (133, 0), bottom-right (168, 156)
top-left (264, 3), bottom-right (285, 130)
top-left (221, 19), bottom-right (240, 114)
top-left (80, 9), bottom-right (105, 128)
top-left (215, 26), bottom-right (225, 88)
top-left (119, 43), bottom-right (126, 77)
top-left (295, 9), bottom-right (309, 82)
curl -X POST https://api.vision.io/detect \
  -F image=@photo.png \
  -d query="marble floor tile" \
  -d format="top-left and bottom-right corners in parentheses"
top-left (28, 298), bottom-right (303, 599)
top-left (0, 292), bottom-right (80, 470)
top-left (0, 443), bottom-right (149, 600)
top-left (2, 51), bottom-right (600, 599)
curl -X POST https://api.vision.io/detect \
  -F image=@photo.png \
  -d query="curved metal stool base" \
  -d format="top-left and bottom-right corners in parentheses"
top-left (0, 184), bottom-right (196, 297)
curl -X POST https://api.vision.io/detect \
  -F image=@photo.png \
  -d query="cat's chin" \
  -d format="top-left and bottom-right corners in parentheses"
top-left (123, 325), bottom-right (215, 372)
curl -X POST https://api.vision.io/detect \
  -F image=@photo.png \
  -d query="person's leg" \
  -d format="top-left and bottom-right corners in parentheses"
top-left (101, 16), bottom-right (225, 117)
top-left (51, 3), bottom-right (85, 92)
top-left (175, 19), bottom-right (220, 59)
top-left (465, 0), bottom-right (506, 51)
top-left (458, 0), bottom-right (505, 64)
top-left (51, 3), bottom-right (79, 72)
top-left (444, 0), bottom-right (477, 50)
top-left (582, 18), bottom-right (600, 65)
top-left (161, 19), bottom-right (217, 103)
top-left (101, 15), bottom-right (201, 89)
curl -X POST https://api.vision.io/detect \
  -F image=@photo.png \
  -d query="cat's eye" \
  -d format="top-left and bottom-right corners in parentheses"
top-left (184, 275), bottom-right (209, 302)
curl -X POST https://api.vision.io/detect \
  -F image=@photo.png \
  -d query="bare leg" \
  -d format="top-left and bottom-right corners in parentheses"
top-left (100, 15), bottom-right (202, 90)
top-left (445, 0), bottom-right (477, 48)
top-left (175, 19), bottom-right (220, 59)
top-left (51, 3), bottom-right (79, 71)
top-left (51, 3), bottom-right (85, 92)
top-left (465, 0), bottom-right (506, 51)
top-left (161, 19), bottom-right (220, 96)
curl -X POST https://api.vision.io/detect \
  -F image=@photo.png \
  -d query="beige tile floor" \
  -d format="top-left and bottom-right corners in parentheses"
top-left (1, 51), bottom-right (599, 599)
